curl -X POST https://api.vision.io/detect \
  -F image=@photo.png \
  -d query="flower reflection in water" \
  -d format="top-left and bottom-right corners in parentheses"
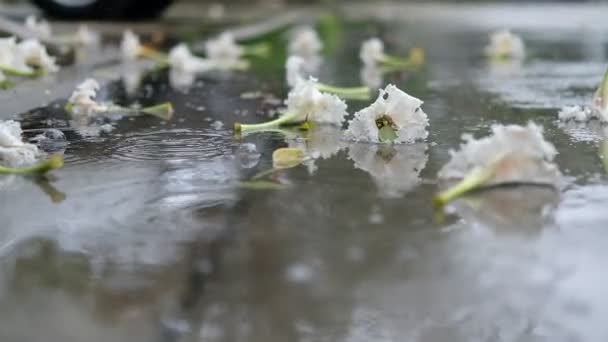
top-left (348, 142), bottom-right (428, 198)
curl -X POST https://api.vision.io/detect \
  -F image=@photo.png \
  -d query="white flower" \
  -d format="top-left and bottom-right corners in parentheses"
top-left (25, 15), bottom-right (51, 39)
top-left (288, 27), bottom-right (322, 59)
top-left (285, 77), bottom-right (348, 125)
top-left (348, 142), bottom-right (428, 198)
top-left (558, 105), bottom-right (594, 122)
top-left (68, 78), bottom-right (108, 117)
top-left (205, 32), bottom-right (243, 69)
top-left (169, 69), bottom-right (196, 91)
top-left (438, 122), bottom-right (559, 186)
top-left (76, 25), bottom-right (100, 47)
top-left (360, 38), bottom-right (385, 67)
top-left (0, 37), bottom-right (31, 73)
top-left (168, 44), bottom-right (214, 73)
top-left (16, 39), bottom-right (59, 72)
top-left (344, 84), bottom-right (428, 144)
top-left (121, 30), bottom-right (141, 61)
top-left (0, 120), bottom-right (42, 167)
top-left (484, 30), bottom-right (525, 59)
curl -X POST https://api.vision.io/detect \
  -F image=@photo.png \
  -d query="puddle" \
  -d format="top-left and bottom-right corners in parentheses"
top-left (2, 4), bottom-right (608, 342)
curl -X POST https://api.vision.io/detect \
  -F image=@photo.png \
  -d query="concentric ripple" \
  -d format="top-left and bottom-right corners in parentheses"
top-left (105, 128), bottom-right (235, 162)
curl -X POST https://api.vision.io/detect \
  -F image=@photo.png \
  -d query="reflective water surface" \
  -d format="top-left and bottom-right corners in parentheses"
top-left (2, 4), bottom-right (608, 342)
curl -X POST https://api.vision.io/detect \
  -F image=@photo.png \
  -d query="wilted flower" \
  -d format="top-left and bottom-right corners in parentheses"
top-left (348, 142), bottom-right (428, 198)
top-left (344, 84), bottom-right (428, 144)
top-left (168, 43), bottom-right (214, 73)
top-left (235, 77), bottom-right (348, 133)
top-left (286, 55), bottom-right (369, 99)
top-left (288, 27), bottom-right (322, 60)
top-left (360, 38), bottom-right (425, 70)
top-left (25, 15), bottom-right (51, 39)
top-left (17, 39), bottom-right (59, 72)
top-left (484, 30), bottom-right (525, 60)
top-left (435, 123), bottom-right (560, 205)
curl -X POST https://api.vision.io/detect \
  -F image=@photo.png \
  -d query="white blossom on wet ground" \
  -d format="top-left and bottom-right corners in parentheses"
top-left (484, 29), bottom-right (526, 60)
top-left (436, 123), bottom-right (560, 205)
top-left (24, 15), bottom-right (51, 39)
top-left (204, 32), bottom-right (248, 70)
top-left (288, 26), bottom-right (322, 61)
top-left (0, 120), bottom-right (43, 167)
top-left (168, 44), bottom-right (214, 73)
top-left (344, 84), bottom-right (428, 144)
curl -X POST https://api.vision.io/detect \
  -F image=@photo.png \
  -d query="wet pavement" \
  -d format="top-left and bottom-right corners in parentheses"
top-left (2, 3), bottom-right (608, 342)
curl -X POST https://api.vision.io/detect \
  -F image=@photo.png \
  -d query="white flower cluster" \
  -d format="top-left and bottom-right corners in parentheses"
top-left (0, 120), bottom-right (42, 167)
top-left (438, 122), bottom-right (560, 186)
top-left (484, 29), bottom-right (526, 60)
top-left (68, 79), bottom-right (111, 117)
top-left (344, 84), bottom-right (429, 144)
top-left (285, 77), bottom-right (348, 125)
top-left (0, 36), bottom-right (59, 74)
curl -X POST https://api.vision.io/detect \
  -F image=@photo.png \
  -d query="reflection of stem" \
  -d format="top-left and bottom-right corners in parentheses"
top-left (34, 176), bottom-right (66, 203)
top-left (317, 83), bottom-right (370, 100)
top-left (251, 168), bottom-right (276, 180)
top-left (239, 180), bottom-right (289, 190)
top-left (234, 112), bottom-right (300, 133)
top-left (0, 155), bottom-right (63, 175)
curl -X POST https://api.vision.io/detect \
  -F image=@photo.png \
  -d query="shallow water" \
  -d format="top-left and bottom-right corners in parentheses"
top-left (2, 4), bottom-right (608, 342)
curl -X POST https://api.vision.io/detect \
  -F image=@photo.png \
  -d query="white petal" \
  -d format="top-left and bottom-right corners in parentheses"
top-left (360, 38), bottom-right (384, 67)
top-left (285, 78), bottom-right (348, 125)
top-left (169, 44), bottom-right (214, 73)
top-left (288, 27), bottom-right (322, 59)
top-left (0, 120), bottom-right (42, 167)
top-left (484, 29), bottom-right (526, 59)
top-left (205, 32), bottom-right (243, 68)
top-left (121, 30), bottom-right (141, 61)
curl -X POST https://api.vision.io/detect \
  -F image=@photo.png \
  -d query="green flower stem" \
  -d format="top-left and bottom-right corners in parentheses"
top-left (433, 165), bottom-right (496, 207)
top-left (242, 42), bottom-right (271, 58)
top-left (0, 64), bottom-right (42, 77)
top-left (600, 139), bottom-right (608, 175)
top-left (317, 83), bottom-right (371, 100)
top-left (380, 54), bottom-right (413, 69)
top-left (239, 180), bottom-right (289, 190)
top-left (234, 112), bottom-right (300, 133)
top-left (0, 79), bottom-right (14, 90)
top-left (0, 155), bottom-right (64, 175)
top-left (595, 67), bottom-right (608, 109)
top-left (140, 102), bottom-right (174, 120)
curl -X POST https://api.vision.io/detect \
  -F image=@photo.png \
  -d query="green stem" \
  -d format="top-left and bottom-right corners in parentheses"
top-left (600, 139), bottom-right (608, 175)
top-left (139, 46), bottom-right (169, 64)
top-left (242, 42), bottom-right (271, 58)
top-left (234, 112), bottom-right (300, 133)
top-left (239, 180), bottom-right (289, 190)
top-left (317, 83), bottom-right (371, 100)
top-left (0, 80), bottom-right (14, 90)
top-left (380, 54), bottom-right (413, 69)
top-left (0, 64), bottom-right (42, 77)
top-left (433, 165), bottom-right (496, 207)
top-left (0, 155), bottom-right (64, 175)
top-left (140, 102), bottom-right (174, 120)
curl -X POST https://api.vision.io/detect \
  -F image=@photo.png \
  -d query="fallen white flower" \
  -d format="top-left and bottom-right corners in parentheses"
top-left (235, 77), bottom-right (348, 132)
top-left (0, 37), bottom-right (32, 74)
top-left (349, 142), bottom-right (428, 198)
top-left (205, 32), bottom-right (245, 70)
top-left (288, 27), bottom-right (322, 60)
top-left (76, 25), bottom-right (101, 47)
top-left (344, 84), bottom-right (428, 144)
top-left (17, 39), bottom-right (59, 72)
top-left (558, 105), bottom-right (594, 122)
top-left (287, 126), bottom-right (345, 174)
top-left (121, 30), bottom-right (141, 61)
top-left (68, 78), bottom-right (109, 117)
top-left (436, 123), bottom-right (560, 205)
top-left (0, 120), bottom-right (42, 167)
top-left (25, 15), bottom-right (51, 39)
top-left (484, 29), bottom-right (525, 60)
top-left (284, 77), bottom-right (348, 125)
top-left (168, 44), bottom-right (214, 73)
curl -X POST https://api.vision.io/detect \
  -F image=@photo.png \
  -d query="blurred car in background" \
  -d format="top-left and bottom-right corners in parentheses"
top-left (32, 0), bottom-right (174, 19)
